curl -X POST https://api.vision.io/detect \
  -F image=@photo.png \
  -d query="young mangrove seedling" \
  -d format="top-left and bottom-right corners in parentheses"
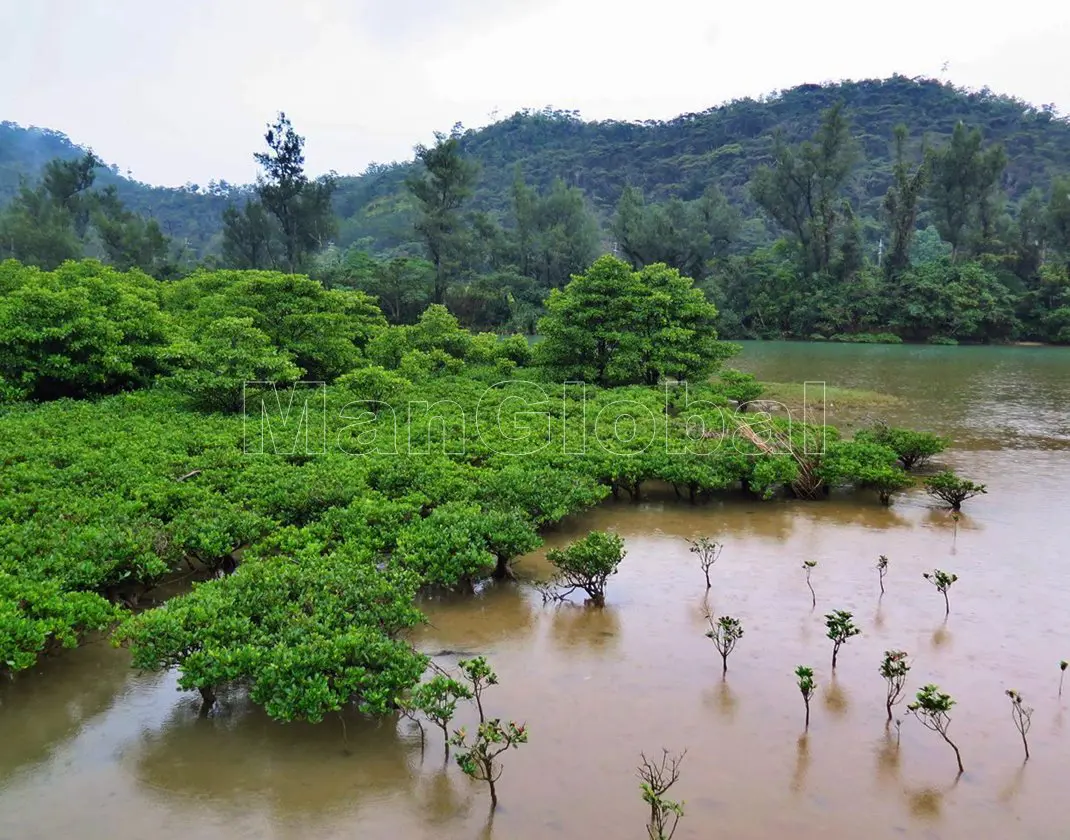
top-left (689, 537), bottom-right (722, 591)
top-left (879, 650), bottom-right (911, 724)
top-left (894, 718), bottom-right (903, 748)
top-left (400, 672), bottom-right (473, 760)
top-left (795, 666), bottom-right (816, 730)
top-left (450, 719), bottom-right (528, 810)
top-left (1006, 689), bottom-right (1033, 761)
top-left (825, 610), bottom-right (861, 670)
top-left (924, 471), bottom-right (986, 511)
top-left (802, 560), bottom-right (818, 608)
top-left (876, 555), bottom-right (889, 596)
top-left (922, 569), bottom-right (958, 617)
top-left (907, 684), bottom-right (964, 775)
top-left (1060, 661), bottom-right (1068, 697)
top-left (457, 656), bottom-right (497, 724)
top-left (703, 612), bottom-right (744, 676)
top-left (450, 657), bottom-right (527, 810)
top-left (638, 749), bottom-right (686, 840)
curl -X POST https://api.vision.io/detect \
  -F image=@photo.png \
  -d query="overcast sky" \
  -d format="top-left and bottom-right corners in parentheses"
top-left (2, 0), bottom-right (1068, 187)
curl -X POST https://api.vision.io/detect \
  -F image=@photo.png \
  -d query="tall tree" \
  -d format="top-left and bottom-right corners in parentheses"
top-left (751, 103), bottom-right (857, 274)
top-left (509, 173), bottom-right (600, 290)
top-left (611, 186), bottom-right (740, 277)
top-left (0, 182), bottom-right (82, 269)
top-left (221, 199), bottom-right (277, 269)
top-left (93, 186), bottom-right (170, 274)
top-left (41, 151), bottom-right (102, 237)
top-left (882, 125), bottom-right (928, 276)
top-left (250, 112), bottom-right (336, 273)
top-left (1047, 175), bottom-right (1070, 272)
top-left (1011, 188), bottom-right (1047, 280)
top-left (925, 122), bottom-right (1006, 259)
top-left (406, 130), bottom-right (479, 304)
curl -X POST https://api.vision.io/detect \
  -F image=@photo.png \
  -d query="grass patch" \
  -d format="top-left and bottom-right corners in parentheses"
top-left (753, 383), bottom-right (903, 415)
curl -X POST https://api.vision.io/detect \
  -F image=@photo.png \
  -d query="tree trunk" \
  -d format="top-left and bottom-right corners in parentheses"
top-left (943, 734), bottom-right (964, 774)
top-left (804, 701), bottom-right (810, 730)
top-left (492, 555), bottom-right (516, 581)
top-left (198, 686), bottom-right (216, 717)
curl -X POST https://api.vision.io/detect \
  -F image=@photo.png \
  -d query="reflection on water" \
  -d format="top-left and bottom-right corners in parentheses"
top-left (824, 678), bottom-right (850, 718)
top-left (705, 679), bottom-right (739, 722)
top-left (874, 732), bottom-right (901, 786)
top-left (907, 785), bottom-right (945, 821)
top-left (791, 734), bottom-right (810, 793)
top-left (548, 603), bottom-right (621, 656)
top-left (931, 620), bottom-right (953, 650)
top-left (2, 344), bottom-right (1070, 839)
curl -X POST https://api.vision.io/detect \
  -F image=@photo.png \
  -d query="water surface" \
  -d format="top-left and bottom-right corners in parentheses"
top-left (2, 342), bottom-right (1069, 840)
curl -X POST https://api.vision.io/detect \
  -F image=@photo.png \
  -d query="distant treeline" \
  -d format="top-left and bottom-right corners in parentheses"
top-left (2, 76), bottom-right (1070, 342)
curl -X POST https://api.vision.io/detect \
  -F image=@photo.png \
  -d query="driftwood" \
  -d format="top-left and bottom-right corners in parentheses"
top-left (729, 419), bottom-right (824, 499)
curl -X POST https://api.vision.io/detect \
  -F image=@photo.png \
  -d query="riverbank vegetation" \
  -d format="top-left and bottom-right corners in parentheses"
top-left (0, 253), bottom-right (953, 705)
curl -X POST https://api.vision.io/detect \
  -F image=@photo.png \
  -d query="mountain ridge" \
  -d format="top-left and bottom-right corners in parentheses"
top-left (4, 75), bottom-right (1070, 257)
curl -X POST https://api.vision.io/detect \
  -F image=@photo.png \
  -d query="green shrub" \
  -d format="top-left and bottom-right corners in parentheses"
top-left (0, 259), bottom-right (173, 400)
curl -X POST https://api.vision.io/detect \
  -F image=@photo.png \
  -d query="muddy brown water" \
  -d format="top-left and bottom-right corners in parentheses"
top-left (2, 341), bottom-right (1069, 840)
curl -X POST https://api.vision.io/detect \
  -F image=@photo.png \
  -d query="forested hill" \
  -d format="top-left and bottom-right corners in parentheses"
top-left (0, 122), bottom-right (240, 255)
top-left (5, 76), bottom-right (1070, 256)
top-left (336, 75), bottom-right (1070, 249)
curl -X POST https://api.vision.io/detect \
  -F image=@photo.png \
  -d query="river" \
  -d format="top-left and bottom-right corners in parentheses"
top-left (2, 341), bottom-right (1069, 840)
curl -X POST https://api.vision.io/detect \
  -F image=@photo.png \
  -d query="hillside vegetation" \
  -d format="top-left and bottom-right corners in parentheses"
top-left (3, 76), bottom-right (1070, 343)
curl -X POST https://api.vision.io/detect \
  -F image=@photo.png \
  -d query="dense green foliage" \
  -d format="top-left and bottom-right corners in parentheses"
top-left (537, 255), bottom-right (735, 385)
top-left (543, 530), bottom-right (626, 607)
top-left (6, 78), bottom-right (1070, 341)
top-left (0, 257), bottom-right (944, 720)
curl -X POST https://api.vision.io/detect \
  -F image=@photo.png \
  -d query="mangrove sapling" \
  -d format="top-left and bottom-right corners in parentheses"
top-left (908, 684), bottom-right (964, 775)
top-left (457, 657), bottom-right (497, 724)
top-left (1060, 661), bottom-right (1067, 697)
top-left (825, 611), bottom-right (861, 670)
top-left (1006, 689), bottom-right (1033, 761)
top-left (924, 471), bottom-right (986, 511)
top-left (703, 612), bottom-right (744, 675)
top-left (796, 666), bottom-right (816, 730)
top-left (638, 749), bottom-right (686, 840)
top-left (922, 569), bottom-right (958, 617)
top-left (540, 530), bottom-right (625, 607)
top-left (689, 537), bottom-right (722, 590)
top-left (879, 650), bottom-right (911, 723)
top-left (450, 656), bottom-right (527, 809)
top-left (876, 555), bottom-right (889, 596)
top-left (803, 560), bottom-right (817, 608)
top-left (408, 673), bottom-right (474, 760)
top-left (450, 719), bottom-right (528, 810)
top-left (396, 696), bottom-right (427, 754)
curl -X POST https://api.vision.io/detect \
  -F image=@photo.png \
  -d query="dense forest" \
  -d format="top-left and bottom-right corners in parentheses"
top-left (3, 75), bottom-right (1070, 342)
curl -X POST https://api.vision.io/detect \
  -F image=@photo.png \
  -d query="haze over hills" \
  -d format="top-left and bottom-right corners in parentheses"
top-left (3, 75), bottom-right (1070, 258)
